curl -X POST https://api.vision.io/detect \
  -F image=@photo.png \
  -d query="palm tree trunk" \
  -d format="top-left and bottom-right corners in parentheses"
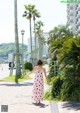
top-left (34, 19), bottom-right (37, 65)
top-left (14, 0), bottom-right (21, 77)
top-left (29, 18), bottom-right (33, 64)
top-left (38, 37), bottom-right (43, 60)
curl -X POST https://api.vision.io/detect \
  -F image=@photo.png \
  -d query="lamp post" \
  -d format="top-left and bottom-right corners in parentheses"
top-left (21, 29), bottom-right (25, 75)
top-left (21, 29), bottom-right (25, 51)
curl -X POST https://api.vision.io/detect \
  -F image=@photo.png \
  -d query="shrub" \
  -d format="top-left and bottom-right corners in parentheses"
top-left (50, 76), bottom-right (64, 99)
top-left (47, 58), bottom-right (54, 81)
top-left (60, 67), bottom-right (80, 101)
top-left (71, 89), bottom-right (80, 102)
top-left (44, 90), bottom-right (52, 101)
top-left (24, 61), bottom-right (33, 71)
top-left (61, 80), bottom-right (80, 101)
top-left (44, 75), bottom-right (64, 101)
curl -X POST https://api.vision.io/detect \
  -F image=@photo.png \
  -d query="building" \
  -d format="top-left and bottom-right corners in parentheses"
top-left (67, 4), bottom-right (80, 35)
top-left (43, 32), bottom-right (49, 59)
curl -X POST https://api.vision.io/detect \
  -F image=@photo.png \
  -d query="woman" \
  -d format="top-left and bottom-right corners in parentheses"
top-left (31, 60), bottom-right (47, 104)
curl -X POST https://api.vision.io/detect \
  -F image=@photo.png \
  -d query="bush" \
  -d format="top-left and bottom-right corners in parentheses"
top-left (71, 89), bottom-right (80, 102)
top-left (50, 76), bottom-right (64, 99)
top-left (48, 56), bottom-right (59, 81)
top-left (24, 62), bottom-right (33, 71)
top-left (44, 75), bottom-right (64, 101)
top-left (60, 77), bottom-right (80, 101)
top-left (60, 67), bottom-right (80, 102)
top-left (44, 90), bottom-right (52, 101)
top-left (48, 58), bottom-right (54, 81)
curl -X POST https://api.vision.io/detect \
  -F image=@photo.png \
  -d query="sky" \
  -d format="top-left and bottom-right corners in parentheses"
top-left (0, 0), bottom-right (67, 44)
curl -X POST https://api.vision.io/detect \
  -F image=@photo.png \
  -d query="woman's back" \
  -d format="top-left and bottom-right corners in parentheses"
top-left (35, 66), bottom-right (43, 72)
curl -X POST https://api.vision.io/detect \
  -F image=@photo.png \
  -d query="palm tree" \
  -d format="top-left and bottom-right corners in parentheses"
top-left (58, 36), bottom-right (80, 101)
top-left (48, 24), bottom-right (73, 79)
top-left (48, 25), bottom-right (73, 43)
top-left (32, 9), bottom-right (40, 64)
top-left (23, 5), bottom-right (35, 64)
top-left (14, 0), bottom-right (21, 79)
top-left (35, 21), bottom-right (44, 60)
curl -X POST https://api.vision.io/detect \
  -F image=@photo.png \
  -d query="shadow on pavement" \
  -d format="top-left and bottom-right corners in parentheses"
top-left (39, 103), bottom-right (49, 108)
top-left (11, 102), bottom-right (33, 105)
top-left (32, 102), bottom-right (49, 108)
top-left (0, 82), bottom-right (33, 87)
top-left (11, 102), bottom-right (49, 108)
top-left (62, 102), bottom-right (80, 111)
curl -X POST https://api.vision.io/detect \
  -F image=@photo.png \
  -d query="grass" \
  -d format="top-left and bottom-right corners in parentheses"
top-left (0, 75), bottom-right (32, 83)
top-left (0, 70), bottom-right (33, 83)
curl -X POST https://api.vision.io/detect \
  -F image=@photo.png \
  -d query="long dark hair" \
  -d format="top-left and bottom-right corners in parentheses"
top-left (37, 60), bottom-right (43, 66)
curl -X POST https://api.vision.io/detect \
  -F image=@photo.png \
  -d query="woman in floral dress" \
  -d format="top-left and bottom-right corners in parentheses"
top-left (32, 60), bottom-right (47, 104)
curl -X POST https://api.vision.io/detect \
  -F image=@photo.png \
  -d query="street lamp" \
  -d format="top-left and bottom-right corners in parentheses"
top-left (21, 29), bottom-right (25, 51)
top-left (21, 29), bottom-right (25, 74)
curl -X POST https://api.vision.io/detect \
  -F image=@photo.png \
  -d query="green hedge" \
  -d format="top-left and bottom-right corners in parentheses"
top-left (24, 61), bottom-right (33, 71)
top-left (51, 76), bottom-right (63, 99)
top-left (44, 75), bottom-right (64, 101)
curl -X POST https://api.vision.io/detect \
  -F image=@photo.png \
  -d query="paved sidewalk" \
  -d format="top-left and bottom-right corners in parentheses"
top-left (0, 79), bottom-right (51, 113)
top-left (51, 101), bottom-right (80, 113)
top-left (0, 64), bottom-right (80, 113)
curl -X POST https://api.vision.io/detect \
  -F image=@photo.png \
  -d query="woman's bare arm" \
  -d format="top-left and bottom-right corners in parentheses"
top-left (27, 66), bottom-right (36, 76)
top-left (43, 68), bottom-right (47, 79)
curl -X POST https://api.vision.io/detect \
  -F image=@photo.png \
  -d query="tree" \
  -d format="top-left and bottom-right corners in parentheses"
top-left (23, 5), bottom-right (41, 65)
top-left (35, 21), bottom-right (45, 60)
top-left (58, 37), bottom-right (80, 101)
top-left (32, 9), bottom-right (40, 64)
top-left (14, 0), bottom-right (21, 80)
top-left (48, 25), bottom-right (73, 80)
top-left (23, 5), bottom-right (34, 64)
top-left (48, 24), bottom-right (73, 43)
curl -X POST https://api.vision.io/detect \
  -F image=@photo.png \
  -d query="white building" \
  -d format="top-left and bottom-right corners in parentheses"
top-left (67, 4), bottom-right (80, 34)
top-left (43, 32), bottom-right (49, 59)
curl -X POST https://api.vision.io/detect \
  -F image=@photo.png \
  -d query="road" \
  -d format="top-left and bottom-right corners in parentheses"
top-left (0, 64), bottom-right (49, 80)
top-left (0, 64), bottom-right (15, 79)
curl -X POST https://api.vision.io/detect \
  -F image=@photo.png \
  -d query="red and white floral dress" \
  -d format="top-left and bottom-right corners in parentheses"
top-left (32, 68), bottom-right (44, 103)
